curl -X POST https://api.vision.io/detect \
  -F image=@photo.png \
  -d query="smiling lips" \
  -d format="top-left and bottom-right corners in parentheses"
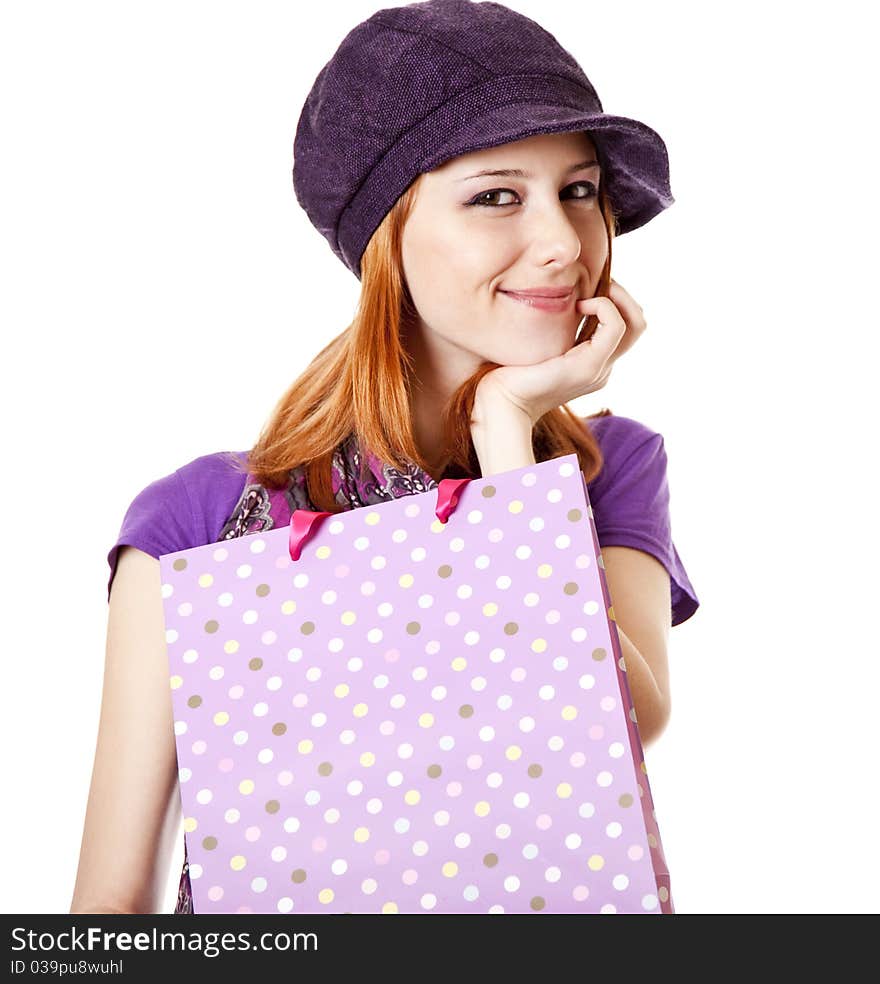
top-left (500, 285), bottom-right (575, 312)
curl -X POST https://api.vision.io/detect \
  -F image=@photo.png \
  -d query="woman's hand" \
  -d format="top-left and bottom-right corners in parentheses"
top-left (474, 279), bottom-right (648, 426)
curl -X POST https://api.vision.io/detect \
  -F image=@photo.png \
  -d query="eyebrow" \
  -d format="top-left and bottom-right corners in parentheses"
top-left (455, 159), bottom-right (602, 181)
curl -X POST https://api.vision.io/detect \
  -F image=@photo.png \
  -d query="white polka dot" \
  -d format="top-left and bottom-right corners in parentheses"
top-left (522, 844), bottom-right (538, 860)
top-left (463, 885), bottom-right (479, 901)
top-left (642, 893), bottom-right (659, 911)
top-left (331, 859), bottom-right (348, 875)
top-left (613, 874), bottom-right (629, 891)
top-left (277, 897), bottom-right (294, 913)
top-left (503, 876), bottom-right (520, 892)
top-left (421, 893), bottom-right (437, 910)
top-left (454, 832), bottom-right (471, 848)
top-left (565, 833), bottom-right (582, 850)
top-left (251, 877), bottom-right (267, 893)
top-left (545, 867), bottom-right (562, 883)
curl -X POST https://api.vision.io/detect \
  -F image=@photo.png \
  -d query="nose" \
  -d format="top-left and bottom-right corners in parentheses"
top-left (522, 194), bottom-right (583, 268)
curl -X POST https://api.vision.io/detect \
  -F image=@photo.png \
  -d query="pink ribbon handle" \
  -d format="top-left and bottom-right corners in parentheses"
top-left (435, 477), bottom-right (472, 524)
top-left (288, 509), bottom-right (333, 562)
top-left (288, 478), bottom-right (472, 561)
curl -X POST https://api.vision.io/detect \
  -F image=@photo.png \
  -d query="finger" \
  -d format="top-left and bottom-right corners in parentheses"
top-left (608, 280), bottom-right (647, 324)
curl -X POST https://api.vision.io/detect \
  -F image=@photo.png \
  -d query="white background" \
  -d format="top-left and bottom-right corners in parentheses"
top-left (1, 0), bottom-right (877, 915)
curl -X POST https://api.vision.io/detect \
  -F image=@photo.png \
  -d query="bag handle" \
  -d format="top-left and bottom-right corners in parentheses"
top-left (287, 477), bottom-right (473, 562)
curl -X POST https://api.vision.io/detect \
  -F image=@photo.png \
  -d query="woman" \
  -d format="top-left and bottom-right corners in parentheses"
top-left (71, 0), bottom-right (699, 914)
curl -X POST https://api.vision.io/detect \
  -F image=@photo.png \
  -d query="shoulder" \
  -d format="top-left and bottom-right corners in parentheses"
top-left (106, 450), bottom-right (249, 600)
top-left (583, 412), bottom-right (664, 459)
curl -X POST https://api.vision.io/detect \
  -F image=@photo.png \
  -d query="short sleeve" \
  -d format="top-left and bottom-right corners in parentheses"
top-left (586, 416), bottom-right (699, 627)
top-left (106, 451), bottom-right (249, 602)
top-left (105, 468), bottom-right (197, 602)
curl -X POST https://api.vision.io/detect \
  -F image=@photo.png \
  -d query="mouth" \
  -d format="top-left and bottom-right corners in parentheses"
top-left (499, 288), bottom-right (575, 313)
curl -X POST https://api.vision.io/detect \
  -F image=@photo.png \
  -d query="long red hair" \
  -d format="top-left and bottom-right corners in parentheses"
top-left (228, 162), bottom-right (619, 513)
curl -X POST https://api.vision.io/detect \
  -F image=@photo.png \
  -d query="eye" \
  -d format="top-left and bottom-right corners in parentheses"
top-left (466, 181), bottom-right (598, 208)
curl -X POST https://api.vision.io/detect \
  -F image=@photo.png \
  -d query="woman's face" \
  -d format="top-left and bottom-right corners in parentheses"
top-left (400, 130), bottom-right (608, 383)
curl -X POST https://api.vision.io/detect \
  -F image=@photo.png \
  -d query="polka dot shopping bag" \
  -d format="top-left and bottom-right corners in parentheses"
top-left (159, 453), bottom-right (673, 914)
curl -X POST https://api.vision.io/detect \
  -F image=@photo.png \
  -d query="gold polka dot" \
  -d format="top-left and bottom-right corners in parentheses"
top-left (204, 619), bottom-right (219, 634)
top-left (249, 657), bottom-right (263, 671)
top-left (404, 789), bottom-right (420, 805)
top-left (556, 782), bottom-right (573, 799)
top-left (451, 657), bottom-right (467, 671)
top-left (187, 695), bottom-right (202, 708)
top-left (382, 902), bottom-right (398, 914)
top-left (301, 622), bottom-right (316, 635)
top-left (483, 853), bottom-right (498, 868)
top-left (272, 722), bottom-right (287, 736)
top-left (608, 605), bottom-right (616, 622)
top-left (437, 564), bottom-right (453, 578)
top-left (618, 793), bottom-right (634, 807)
top-left (291, 869), bottom-right (307, 884)
top-left (528, 763), bottom-right (543, 778)
top-left (265, 799), bottom-right (280, 814)
top-left (648, 833), bottom-right (658, 848)
top-left (256, 583), bottom-right (271, 597)
top-left (426, 764), bottom-right (442, 778)
top-left (230, 855), bottom-right (246, 871)
top-left (481, 485), bottom-right (497, 498)
top-left (183, 817), bottom-right (198, 833)
top-left (458, 704), bottom-right (474, 718)
top-left (567, 507), bottom-right (583, 522)
top-left (474, 800), bottom-right (490, 817)
top-left (504, 622), bottom-right (519, 635)
top-left (281, 600), bottom-right (296, 615)
top-left (563, 582), bottom-right (578, 595)
top-left (587, 854), bottom-right (604, 871)
top-left (442, 862), bottom-right (458, 877)
top-left (406, 622), bottom-right (421, 635)
top-left (202, 836), bottom-right (218, 850)
top-left (318, 888), bottom-right (334, 904)
top-left (318, 762), bottom-right (333, 776)
top-left (591, 647), bottom-right (607, 661)
top-left (173, 558), bottom-right (187, 571)
top-left (298, 739), bottom-right (314, 754)
top-left (223, 639), bottom-right (239, 654)
top-left (354, 827), bottom-right (370, 843)
top-left (530, 896), bottom-right (546, 911)
top-left (659, 886), bottom-right (669, 902)
top-left (169, 675), bottom-right (183, 690)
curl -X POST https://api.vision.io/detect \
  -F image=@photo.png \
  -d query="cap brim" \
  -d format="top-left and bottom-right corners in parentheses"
top-left (421, 102), bottom-right (674, 236)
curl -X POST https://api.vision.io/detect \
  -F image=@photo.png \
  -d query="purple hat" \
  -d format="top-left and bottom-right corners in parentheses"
top-left (293, 0), bottom-right (674, 280)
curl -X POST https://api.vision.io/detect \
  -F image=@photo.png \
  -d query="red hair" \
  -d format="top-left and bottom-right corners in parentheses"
top-left (231, 156), bottom-right (619, 513)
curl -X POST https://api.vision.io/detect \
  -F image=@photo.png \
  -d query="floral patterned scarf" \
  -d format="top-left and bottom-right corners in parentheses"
top-left (173, 433), bottom-right (440, 913)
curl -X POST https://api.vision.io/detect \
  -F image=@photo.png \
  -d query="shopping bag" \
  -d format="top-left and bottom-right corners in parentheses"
top-left (158, 452), bottom-right (674, 914)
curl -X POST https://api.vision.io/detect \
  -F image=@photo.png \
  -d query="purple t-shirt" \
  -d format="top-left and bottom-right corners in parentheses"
top-left (106, 414), bottom-right (699, 626)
